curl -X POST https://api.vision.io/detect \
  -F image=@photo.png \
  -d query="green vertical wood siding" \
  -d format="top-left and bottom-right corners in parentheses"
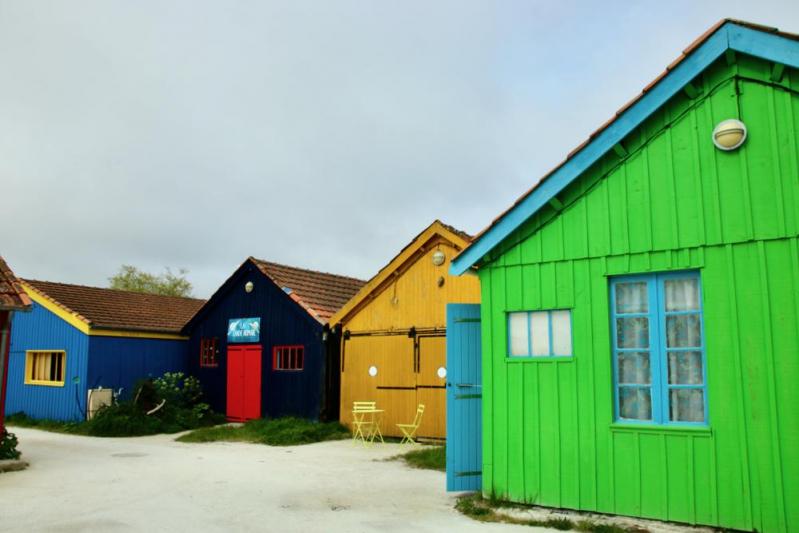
top-left (480, 56), bottom-right (798, 532)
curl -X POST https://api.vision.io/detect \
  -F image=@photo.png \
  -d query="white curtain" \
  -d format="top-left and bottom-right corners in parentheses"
top-left (665, 278), bottom-right (699, 311)
top-left (619, 387), bottom-right (652, 420)
top-left (669, 389), bottom-right (704, 422)
top-left (615, 281), bottom-right (648, 314)
top-left (530, 312), bottom-right (550, 356)
top-left (508, 312), bottom-right (528, 356)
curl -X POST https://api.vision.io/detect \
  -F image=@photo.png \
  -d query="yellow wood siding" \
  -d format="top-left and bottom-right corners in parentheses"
top-left (338, 233), bottom-right (480, 439)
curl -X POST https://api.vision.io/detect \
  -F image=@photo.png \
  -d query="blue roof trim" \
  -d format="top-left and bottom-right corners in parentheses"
top-left (729, 25), bottom-right (799, 69)
top-left (450, 22), bottom-right (798, 275)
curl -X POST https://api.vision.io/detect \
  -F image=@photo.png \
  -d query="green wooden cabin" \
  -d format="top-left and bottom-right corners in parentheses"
top-left (450, 20), bottom-right (799, 532)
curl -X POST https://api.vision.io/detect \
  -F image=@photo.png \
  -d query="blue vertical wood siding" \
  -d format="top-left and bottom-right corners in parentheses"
top-left (186, 262), bottom-right (325, 419)
top-left (87, 336), bottom-right (188, 399)
top-left (5, 302), bottom-right (89, 421)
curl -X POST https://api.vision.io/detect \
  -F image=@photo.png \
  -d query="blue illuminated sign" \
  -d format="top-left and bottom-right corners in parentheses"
top-left (227, 318), bottom-right (261, 343)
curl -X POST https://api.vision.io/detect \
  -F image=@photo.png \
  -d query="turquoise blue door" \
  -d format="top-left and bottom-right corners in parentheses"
top-left (446, 303), bottom-right (482, 491)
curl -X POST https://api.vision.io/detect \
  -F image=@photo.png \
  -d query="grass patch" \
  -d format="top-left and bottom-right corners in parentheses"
top-left (455, 493), bottom-right (646, 533)
top-left (398, 445), bottom-right (446, 471)
top-left (176, 417), bottom-right (350, 446)
top-left (5, 412), bottom-right (88, 435)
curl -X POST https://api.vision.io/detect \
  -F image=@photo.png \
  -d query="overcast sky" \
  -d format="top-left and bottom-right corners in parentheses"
top-left (2, 1), bottom-right (798, 297)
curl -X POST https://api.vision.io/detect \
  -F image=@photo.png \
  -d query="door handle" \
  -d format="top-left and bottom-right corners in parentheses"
top-left (456, 383), bottom-right (481, 388)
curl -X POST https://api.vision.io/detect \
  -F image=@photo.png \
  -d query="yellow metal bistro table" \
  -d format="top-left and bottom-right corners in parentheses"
top-left (352, 409), bottom-right (385, 444)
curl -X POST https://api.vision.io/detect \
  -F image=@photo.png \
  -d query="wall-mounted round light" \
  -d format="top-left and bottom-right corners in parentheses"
top-left (244, 281), bottom-right (254, 293)
top-left (368, 366), bottom-right (378, 377)
top-left (437, 367), bottom-right (447, 379)
top-left (432, 250), bottom-right (446, 266)
top-left (712, 119), bottom-right (747, 151)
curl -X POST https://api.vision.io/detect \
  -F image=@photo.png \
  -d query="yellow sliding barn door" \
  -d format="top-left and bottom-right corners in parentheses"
top-left (339, 333), bottom-right (446, 439)
top-left (415, 335), bottom-right (447, 439)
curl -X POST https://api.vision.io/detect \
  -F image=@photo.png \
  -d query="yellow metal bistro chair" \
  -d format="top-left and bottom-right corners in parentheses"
top-left (396, 404), bottom-right (425, 444)
top-left (352, 401), bottom-right (380, 444)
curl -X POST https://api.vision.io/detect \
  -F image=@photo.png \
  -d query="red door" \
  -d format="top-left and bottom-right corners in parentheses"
top-left (226, 345), bottom-right (262, 421)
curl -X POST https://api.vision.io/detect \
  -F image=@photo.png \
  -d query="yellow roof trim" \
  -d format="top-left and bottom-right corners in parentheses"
top-left (328, 220), bottom-right (472, 326)
top-left (23, 282), bottom-right (91, 334)
top-left (89, 329), bottom-right (189, 341)
top-left (22, 282), bottom-right (188, 341)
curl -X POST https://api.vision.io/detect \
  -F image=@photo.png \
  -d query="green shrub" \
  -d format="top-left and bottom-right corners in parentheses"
top-left (0, 429), bottom-right (21, 460)
top-left (8, 372), bottom-right (224, 438)
top-left (82, 372), bottom-right (224, 437)
top-left (84, 402), bottom-right (163, 437)
top-left (153, 372), bottom-right (202, 409)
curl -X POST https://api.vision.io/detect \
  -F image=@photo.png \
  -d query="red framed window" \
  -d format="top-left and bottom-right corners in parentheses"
top-left (200, 337), bottom-right (219, 367)
top-left (273, 345), bottom-right (304, 371)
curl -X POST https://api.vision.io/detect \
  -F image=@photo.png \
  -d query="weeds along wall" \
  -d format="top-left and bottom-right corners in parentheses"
top-left (478, 55), bottom-right (799, 532)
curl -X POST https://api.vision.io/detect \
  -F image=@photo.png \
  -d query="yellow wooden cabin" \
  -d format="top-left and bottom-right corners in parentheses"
top-left (329, 220), bottom-right (481, 439)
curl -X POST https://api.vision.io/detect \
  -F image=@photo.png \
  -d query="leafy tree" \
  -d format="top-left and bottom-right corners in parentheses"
top-left (109, 265), bottom-right (193, 297)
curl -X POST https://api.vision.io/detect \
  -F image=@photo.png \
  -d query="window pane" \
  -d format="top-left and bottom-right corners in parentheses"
top-left (508, 312), bottom-right (529, 356)
top-left (619, 387), bottom-right (652, 420)
top-left (618, 352), bottom-right (651, 384)
top-left (669, 389), bottom-right (705, 422)
top-left (665, 278), bottom-right (700, 312)
top-left (615, 282), bottom-right (648, 314)
top-left (530, 312), bottom-right (550, 356)
top-left (668, 351), bottom-right (703, 384)
top-left (551, 310), bottom-right (572, 356)
top-left (616, 317), bottom-right (649, 348)
top-left (666, 314), bottom-right (702, 348)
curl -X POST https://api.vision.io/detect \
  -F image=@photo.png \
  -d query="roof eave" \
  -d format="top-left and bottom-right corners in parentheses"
top-left (450, 21), bottom-right (799, 275)
top-left (329, 220), bottom-right (472, 326)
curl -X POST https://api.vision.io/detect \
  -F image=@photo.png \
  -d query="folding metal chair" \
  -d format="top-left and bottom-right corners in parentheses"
top-left (352, 401), bottom-right (377, 444)
top-left (396, 404), bottom-right (425, 444)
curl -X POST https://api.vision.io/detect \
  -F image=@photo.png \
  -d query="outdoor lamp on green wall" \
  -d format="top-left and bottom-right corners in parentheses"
top-left (712, 119), bottom-right (747, 151)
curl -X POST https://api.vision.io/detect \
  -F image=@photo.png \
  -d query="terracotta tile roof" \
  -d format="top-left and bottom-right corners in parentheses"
top-left (250, 258), bottom-right (366, 323)
top-left (466, 19), bottom-right (799, 247)
top-left (0, 257), bottom-right (32, 311)
top-left (23, 279), bottom-right (205, 334)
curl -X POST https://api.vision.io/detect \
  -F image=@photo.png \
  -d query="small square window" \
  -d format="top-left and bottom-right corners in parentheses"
top-left (507, 310), bottom-right (572, 358)
top-left (200, 338), bottom-right (219, 367)
top-left (273, 345), bottom-right (304, 371)
top-left (25, 351), bottom-right (66, 386)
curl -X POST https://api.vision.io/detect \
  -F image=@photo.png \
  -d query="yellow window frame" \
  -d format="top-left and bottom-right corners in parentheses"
top-left (24, 350), bottom-right (66, 387)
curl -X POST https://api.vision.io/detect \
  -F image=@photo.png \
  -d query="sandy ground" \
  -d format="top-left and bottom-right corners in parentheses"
top-left (0, 427), bottom-right (542, 533)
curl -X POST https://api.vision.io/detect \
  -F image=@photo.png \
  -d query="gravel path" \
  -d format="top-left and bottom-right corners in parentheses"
top-left (0, 427), bottom-right (544, 533)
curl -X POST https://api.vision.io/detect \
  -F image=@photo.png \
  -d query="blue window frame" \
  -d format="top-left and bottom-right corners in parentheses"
top-left (610, 271), bottom-right (707, 426)
top-left (507, 309), bottom-right (572, 358)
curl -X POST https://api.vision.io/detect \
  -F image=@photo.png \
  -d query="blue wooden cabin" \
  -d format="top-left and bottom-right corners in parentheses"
top-left (183, 257), bottom-right (364, 422)
top-left (5, 280), bottom-right (204, 421)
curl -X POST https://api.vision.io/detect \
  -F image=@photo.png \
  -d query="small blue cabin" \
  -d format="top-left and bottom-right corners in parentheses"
top-left (5, 280), bottom-right (204, 421)
top-left (184, 257), bottom-right (364, 422)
